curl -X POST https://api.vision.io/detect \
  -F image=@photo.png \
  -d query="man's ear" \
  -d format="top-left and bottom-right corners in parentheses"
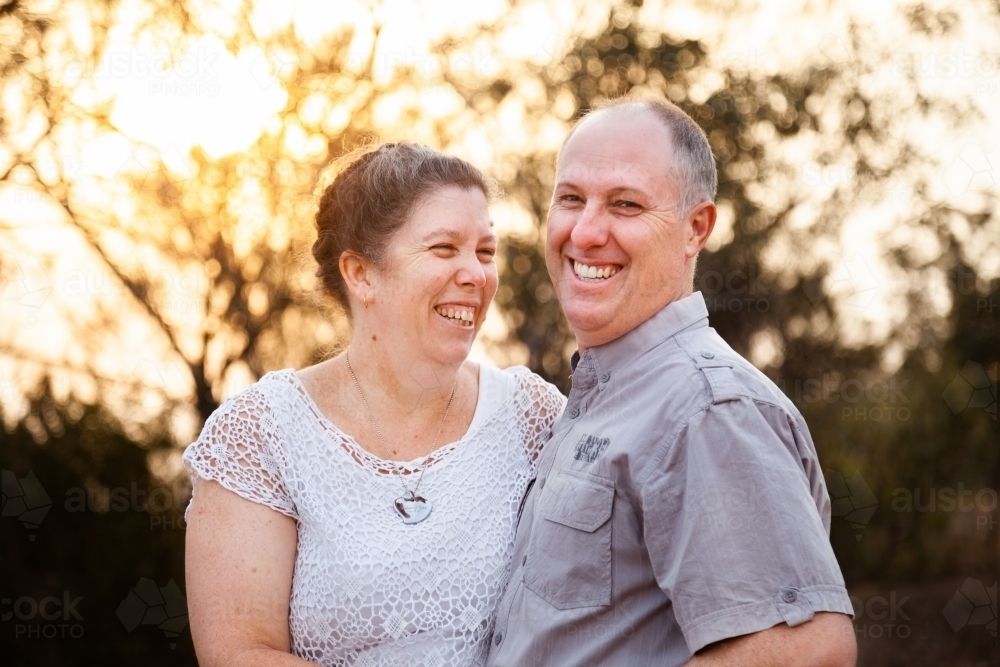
top-left (339, 251), bottom-right (374, 306)
top-left (685, 201), bottom-right (717, 259)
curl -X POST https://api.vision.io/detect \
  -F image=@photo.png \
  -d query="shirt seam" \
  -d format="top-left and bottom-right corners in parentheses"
top-left (682, 582), bottom-right (851, 630)
top-left (635, 394), bottom-right (805, 490)
top-left (635, 397), bottom-right (711, 489)
top-left (183, 381), bottom-right (298, 520)
top-left (591, 298), bottom-right (709, 374)
top-left (278, 367), bottom-right (498, 473)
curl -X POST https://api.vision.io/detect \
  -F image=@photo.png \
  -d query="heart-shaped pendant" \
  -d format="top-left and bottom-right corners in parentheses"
top-left (394, 495), bottom-right (432, 524)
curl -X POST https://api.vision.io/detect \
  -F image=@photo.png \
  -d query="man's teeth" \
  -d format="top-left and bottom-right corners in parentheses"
top-left (435, 307), bottom-right (475, 324)
top-left (574, 261), bottom-right (620, 280)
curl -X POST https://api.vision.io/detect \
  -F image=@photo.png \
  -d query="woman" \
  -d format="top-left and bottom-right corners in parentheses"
top-left (183, 142), bottom-right (565, 666)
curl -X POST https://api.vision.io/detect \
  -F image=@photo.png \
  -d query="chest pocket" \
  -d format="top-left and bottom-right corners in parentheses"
top-left (523, 469), bottom-right (614, 610)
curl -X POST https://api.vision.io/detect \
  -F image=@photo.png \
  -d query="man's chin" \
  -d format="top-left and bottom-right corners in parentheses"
top-left (561, 303), bottom-right (616, 344)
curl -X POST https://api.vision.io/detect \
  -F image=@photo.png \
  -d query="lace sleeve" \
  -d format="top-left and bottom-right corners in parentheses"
top-left (511, 367), bottom-right (567, 465)
top-left (182, 383), bottom-right (298, 520)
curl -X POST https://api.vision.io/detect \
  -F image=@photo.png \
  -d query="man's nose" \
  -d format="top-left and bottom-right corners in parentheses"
top-left (569, 202), bottom-right (610, 248)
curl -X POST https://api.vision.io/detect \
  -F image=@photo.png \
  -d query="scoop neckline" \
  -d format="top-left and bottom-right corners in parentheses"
top-left (278, 364), bottom-right (492, 472)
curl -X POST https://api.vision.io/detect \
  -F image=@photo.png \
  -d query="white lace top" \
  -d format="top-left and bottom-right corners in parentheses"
top-left (183, 364), bottom-right (565, 667)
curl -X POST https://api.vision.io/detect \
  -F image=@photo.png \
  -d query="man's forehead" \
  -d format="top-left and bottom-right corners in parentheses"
top-left (556, 156), bottom-right (658, 187)
top-left (557, 109), bottom-right (675, 188)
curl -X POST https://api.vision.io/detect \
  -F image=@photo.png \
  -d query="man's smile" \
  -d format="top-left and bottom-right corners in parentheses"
top-left (571, 259), bottom-right (623, 283)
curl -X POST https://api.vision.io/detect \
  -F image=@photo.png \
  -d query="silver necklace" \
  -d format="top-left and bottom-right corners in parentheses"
top-left (345, 351), bottom-right (457, 525)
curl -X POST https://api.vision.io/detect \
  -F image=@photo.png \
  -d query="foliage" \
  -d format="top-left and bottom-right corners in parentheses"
top-left (0, 0), bottom-right (998, 663)
top-left (1, 392), bottom-right (195, 664)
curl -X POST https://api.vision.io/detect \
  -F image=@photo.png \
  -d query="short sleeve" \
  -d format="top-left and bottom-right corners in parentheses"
top-left (640, 397), bottom-right (852, 654)
top-left (511, 367), bottom-right (567, 464)
top-left (182, 383), bottom-right (298, 520)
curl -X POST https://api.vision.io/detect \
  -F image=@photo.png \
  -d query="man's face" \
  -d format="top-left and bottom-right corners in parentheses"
top-left (546, 109), bottom-right (715, 351)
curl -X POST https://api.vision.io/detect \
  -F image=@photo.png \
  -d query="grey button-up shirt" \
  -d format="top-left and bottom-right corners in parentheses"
top-left (486, 292), bottom-right (853, 666)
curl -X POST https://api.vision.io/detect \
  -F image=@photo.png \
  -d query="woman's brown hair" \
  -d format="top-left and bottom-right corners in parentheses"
top-left (312, 141), bottom-right (495, 314)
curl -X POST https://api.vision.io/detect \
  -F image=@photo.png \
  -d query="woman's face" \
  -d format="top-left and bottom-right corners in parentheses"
top-left (367, 185), bottom-right (498, 367)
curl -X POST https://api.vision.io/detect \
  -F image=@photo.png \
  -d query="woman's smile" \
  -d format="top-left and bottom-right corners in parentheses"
top-left (434, 303), bottom-right (478, 328)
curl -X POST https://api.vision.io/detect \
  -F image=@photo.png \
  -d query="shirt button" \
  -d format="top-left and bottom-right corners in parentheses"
top-left (781, 588), bottom-right (798, 603)
top-left (569, 407), bottom-right (580, 418)
top-left (494, 632), bottom-right (503, 646)
top-left (700, 351), bottom-right (715, 359)
top-left (599, 372), bottom-right (610, 383)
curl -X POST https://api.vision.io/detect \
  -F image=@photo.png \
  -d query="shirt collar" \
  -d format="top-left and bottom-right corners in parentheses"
top-left (571, 292), bottom-right (709, 374)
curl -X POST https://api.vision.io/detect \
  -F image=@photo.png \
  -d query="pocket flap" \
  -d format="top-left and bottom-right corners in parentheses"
top-left (542, 470), bottom-right (614, 532)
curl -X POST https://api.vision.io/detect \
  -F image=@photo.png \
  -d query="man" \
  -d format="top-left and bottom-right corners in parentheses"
top-left (486, 98), bottom-right (857, 666)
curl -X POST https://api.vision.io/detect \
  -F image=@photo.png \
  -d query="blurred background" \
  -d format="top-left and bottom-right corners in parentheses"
top-left (1, 0), bottom-right (997, 664)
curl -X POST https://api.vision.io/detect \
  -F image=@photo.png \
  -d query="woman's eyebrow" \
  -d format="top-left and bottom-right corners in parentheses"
top-left (422, 228), bottom-right (464, 241)
top-left (422, 229), bottom-right (497, 245)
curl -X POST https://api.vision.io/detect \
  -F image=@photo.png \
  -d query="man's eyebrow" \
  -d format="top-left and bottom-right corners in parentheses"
top-left (605, 186), bottom-right (649, 198)
top-left (554, 182), bottom-right (649, 198)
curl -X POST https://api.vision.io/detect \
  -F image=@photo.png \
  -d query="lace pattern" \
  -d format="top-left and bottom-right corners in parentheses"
top-left (183, 365), bottom-right (565, 667)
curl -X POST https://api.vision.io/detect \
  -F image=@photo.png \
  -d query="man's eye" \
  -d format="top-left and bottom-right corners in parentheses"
top-left (478, 248), bottom-right (497, 258)
top-left (616, 200), bottom-right (640, 209)
top-left (559, 194), bottom-right (582, 203)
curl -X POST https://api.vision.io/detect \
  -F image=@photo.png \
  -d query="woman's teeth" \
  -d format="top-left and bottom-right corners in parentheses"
top-left (435, 307), bottom-right (475, 325)
top-left (574, 261), bottom-right (620, 281)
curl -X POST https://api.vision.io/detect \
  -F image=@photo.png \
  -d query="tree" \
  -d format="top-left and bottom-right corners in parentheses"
top-left (2, 0), bottom-right (997, 582)
top-left (441, 0), bottom-right (999, 578)
top-left (1, 390), bottom-right (195, 664)
top-left (2, 0), bottom-right (450, 422)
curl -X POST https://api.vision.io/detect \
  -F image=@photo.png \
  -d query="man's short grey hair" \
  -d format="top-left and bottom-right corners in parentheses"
top-left (560, 96), bottom-right (718, 217)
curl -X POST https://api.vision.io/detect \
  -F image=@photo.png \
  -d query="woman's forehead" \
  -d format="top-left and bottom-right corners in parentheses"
top-left (403, 186), bottom-right (493, 239)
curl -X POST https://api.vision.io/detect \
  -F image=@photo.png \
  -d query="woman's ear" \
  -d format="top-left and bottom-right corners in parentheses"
top-left (339, 251), bottom-right (374, 306)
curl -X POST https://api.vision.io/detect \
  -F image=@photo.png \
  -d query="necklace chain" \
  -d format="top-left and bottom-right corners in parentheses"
top-left (345, 351), bottom-right (457, 499)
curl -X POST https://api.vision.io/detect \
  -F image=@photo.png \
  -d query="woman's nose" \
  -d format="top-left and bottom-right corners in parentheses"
top-left (457, 252), bottom-right (488, 288)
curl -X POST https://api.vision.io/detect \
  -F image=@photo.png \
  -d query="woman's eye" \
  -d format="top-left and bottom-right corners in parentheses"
top-left (616, 200), bottom-right (640, 209)
top-left (478, 248), bottom-right (496, 259)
